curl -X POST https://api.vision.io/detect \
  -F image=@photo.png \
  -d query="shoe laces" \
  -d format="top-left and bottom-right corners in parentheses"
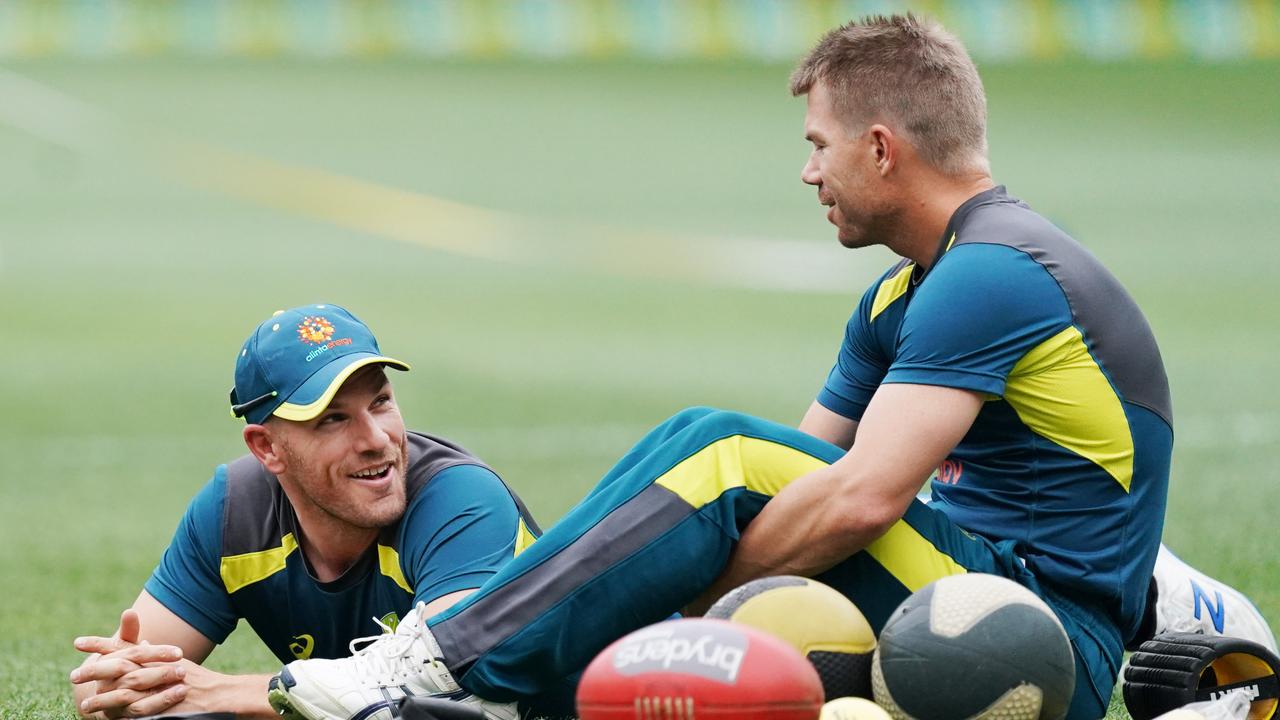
top-left (346, 602), bottom-right (443, 685)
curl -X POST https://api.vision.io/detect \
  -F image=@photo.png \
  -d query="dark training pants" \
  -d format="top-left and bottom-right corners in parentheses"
top-left (428, 408), bottom-right (1120, 720)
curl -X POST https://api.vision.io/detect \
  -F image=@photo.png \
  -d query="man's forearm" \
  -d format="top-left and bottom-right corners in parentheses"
top-left (687, 384), bottom-right (983, 615)
top-left (183, 667), bottom-right (275, 719)
top-left (688, 464), bottom-right (894, 614)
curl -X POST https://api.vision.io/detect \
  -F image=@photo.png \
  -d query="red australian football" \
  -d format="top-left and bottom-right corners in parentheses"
top-left (577, 618), bottom-right (824, 719)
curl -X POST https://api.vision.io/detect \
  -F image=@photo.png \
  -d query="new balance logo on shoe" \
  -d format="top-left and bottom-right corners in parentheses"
top-left (1192, 580), bottom-right (1226, 634)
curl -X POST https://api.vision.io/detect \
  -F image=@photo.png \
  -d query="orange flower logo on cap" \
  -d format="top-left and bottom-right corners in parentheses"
top-left (297, 316), bottom-right (336, 345)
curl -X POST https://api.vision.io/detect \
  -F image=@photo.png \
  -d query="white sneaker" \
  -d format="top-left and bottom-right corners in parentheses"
top-left (1153, 544), bottom-right (1278, 653)
top-left (267, 602), bottom-right (518, 720)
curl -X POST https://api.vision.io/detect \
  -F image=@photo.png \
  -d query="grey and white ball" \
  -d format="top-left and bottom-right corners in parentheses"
top-left (871, 573), bottom-right (1076, 720)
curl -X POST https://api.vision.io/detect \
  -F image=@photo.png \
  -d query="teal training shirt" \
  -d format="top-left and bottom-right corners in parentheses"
top-left (818, 186), bottom-right (1172, 641)
top-left (144, 431), bottom-right (540, 663)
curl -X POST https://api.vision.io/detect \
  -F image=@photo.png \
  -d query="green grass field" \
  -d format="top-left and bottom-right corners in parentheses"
top-left (1, 57), bottom-right (1277, 718)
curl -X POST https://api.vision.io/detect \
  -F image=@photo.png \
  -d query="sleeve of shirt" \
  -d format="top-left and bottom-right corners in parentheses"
top-left (882, 243), bottom-right (1072, 396)
top-left (143, 468), bottom-right (239, 644)
top-left (817, 278), bottom-right (892, 421)
top-left (398, 464), bottom-right (522, 606)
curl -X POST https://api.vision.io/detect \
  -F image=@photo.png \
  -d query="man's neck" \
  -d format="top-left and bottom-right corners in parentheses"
top-left (296, 519), bottom-right (378, 583)
top-left (890, 173), bottom-right (995, 270)
top-left (279, 489), bottom-right (380, 583)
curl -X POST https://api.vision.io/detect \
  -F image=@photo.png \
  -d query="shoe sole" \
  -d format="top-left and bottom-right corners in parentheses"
top-left (268, 670), bottom-right (409, 720)
top-left (267, 672), bottom-right (318, 720)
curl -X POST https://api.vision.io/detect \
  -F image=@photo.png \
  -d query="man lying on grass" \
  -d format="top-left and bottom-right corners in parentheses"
top-left (70, 304), bottom-right (538, 719)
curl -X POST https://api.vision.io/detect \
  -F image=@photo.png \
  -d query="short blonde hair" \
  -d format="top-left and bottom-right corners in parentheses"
top-left (791, 14), bottom-right (989, 176)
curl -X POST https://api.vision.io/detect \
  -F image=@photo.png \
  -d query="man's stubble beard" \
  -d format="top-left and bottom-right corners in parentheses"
top-left (838, 201), bottom-right (905, 251)
top-left (280, 434), bottom-right (410, 531)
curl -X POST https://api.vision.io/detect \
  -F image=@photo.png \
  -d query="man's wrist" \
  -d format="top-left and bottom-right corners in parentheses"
top-left (225, 673), bottom-right (276, 718)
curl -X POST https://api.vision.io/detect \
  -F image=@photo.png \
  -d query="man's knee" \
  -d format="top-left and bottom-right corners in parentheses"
top-left (663, 406), bottom-right (722, 428)
top-left (681, 409), bottom-right (840, 463)
top-left (675, 407), bottom-right (765, 439)
top-left (651, 407), bottom-right (761, 447)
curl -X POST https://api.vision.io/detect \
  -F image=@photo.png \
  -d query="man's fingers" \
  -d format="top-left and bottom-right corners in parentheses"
top-left (116, 643), bottom-right (182, 665)
top-left (114, 664), bottom-right (186, 692)
top-left (117, 609), bottom-right (141, 645)
top-left (73, 634), bottom-right (177, 658)
top-left (75, 634), bottom-right (125, 654)
top-left (73, 607), bottom-right (145, 657)
top-left (120, 683), bottom-right (187, 718)
top-left (79, 682), bottom-right (187, 717)
top-left (70, 657), bottom-right (142, 684)
top-left (79, 685), bottom-right (150, 715)
top-left (70, 644), bottom-right (182, 685)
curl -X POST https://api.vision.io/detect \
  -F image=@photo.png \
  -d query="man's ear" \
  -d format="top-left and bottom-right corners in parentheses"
top-left (244, 423), bottom-right (287, 475)
top-left (867, 123), bottom-right (897, 177)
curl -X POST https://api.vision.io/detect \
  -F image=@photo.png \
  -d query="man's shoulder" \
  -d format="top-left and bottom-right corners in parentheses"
top-left (216, 454), bottom-right (290, 556)
top-left (929, 189), bottom-right (1075, 299)
top-left (948, 188), bottom-right (1085, 268)
top-left (938, 188), bottom-right (1172, 425)
top-left (403, 430), bottom-right (493, 494)
top-left (400, 430), bottom-right (541, 536)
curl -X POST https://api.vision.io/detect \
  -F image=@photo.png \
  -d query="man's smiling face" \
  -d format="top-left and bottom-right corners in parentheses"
top-left (799, 79), bottom-right (898, 250)
top-left (272, 365), bottom-right (409, 531)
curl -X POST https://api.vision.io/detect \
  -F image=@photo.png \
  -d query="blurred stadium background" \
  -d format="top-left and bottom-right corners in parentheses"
top-left (1, 1), bottom-right (1277, 717)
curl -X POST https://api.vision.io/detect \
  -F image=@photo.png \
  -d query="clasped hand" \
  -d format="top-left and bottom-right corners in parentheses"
top-left (70, 609), bottom-right (189, 718)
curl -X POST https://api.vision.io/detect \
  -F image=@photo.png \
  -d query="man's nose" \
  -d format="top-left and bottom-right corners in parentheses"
top-left (801, 154), bottom-right (820, 186)
top-left (350, 412), bottom-right (389, 453)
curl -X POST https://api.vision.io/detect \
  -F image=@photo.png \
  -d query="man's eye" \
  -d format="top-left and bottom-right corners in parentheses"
top-left (374, 394), bottom-right (392, 406)
top-left (319, 414), bottom-right (344, 426)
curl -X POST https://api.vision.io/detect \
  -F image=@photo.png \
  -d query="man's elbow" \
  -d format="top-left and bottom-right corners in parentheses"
top-left (826, 488), bottom-right (905, 544)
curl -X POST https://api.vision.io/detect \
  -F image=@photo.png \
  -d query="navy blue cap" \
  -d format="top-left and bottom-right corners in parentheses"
top-left (231, 304), bottom-right (409, 424)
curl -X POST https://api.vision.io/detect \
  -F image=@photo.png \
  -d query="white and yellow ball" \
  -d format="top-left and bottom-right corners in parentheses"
top-left (707, 576), bottom-right (877, 701)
